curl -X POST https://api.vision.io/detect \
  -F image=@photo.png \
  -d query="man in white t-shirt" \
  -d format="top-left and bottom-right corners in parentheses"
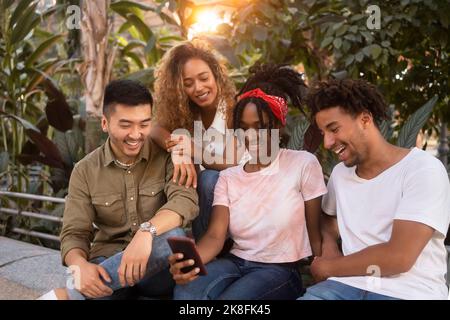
top-left (299, 79), bottom-right (450, 300)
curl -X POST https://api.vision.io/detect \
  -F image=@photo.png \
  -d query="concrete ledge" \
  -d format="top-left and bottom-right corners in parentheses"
top-left (0, 237), bottom-right (66, 300)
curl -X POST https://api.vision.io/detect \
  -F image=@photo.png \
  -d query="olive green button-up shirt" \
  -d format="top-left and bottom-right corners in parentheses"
top-left (60, 138), bottom-right (199, 264)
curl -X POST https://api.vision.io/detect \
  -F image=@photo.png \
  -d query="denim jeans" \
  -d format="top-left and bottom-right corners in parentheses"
top-left (298, 279), bottom-right (400, 300)
top-left (174, 254), bottom-right (302, 300)
top-left (192, 169), bottom-right (220, 241)
top-left (66, 227), bottom-right (185, 300)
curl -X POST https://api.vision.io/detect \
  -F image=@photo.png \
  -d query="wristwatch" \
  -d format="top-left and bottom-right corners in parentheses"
top-left (139, 221), bottom-right (157, 238)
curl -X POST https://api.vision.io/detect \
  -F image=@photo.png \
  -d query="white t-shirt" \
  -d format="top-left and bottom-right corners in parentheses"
top-left (322, 147), bottom-right (450, 300)
top-left (213, 149), bottom-right (327, 263)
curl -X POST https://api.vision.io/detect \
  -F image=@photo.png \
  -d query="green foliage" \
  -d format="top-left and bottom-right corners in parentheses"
top-left (0, 0), bottom-right (80, 195)
top-left (304, 0), bottom-right (449, 125)
top-left (110, 0), bottom-right (185, 86)
top-left (397, 95), bottom-right (438, 148)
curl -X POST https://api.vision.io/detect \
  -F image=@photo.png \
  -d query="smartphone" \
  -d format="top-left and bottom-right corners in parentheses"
top-left (167, 236), bottom-right (208, 276)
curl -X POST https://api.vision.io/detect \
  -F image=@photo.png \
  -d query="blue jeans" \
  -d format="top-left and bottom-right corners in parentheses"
top-left (298, 280), bottom-right (400, 300)
top-left (174, 254), bottom-right (302, 300)
top-left (192, 169), bottom-right (219, 241)
top-left (66, 228), bottom-right (185, 300)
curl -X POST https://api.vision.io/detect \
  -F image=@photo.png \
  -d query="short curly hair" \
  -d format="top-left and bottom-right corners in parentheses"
top-left (306, 79), bottom-right (389, 125)
top-left (153, 39), bottom-right (236, 132)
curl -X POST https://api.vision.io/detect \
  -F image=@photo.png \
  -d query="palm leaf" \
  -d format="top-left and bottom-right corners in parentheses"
top-left (110, 0), bottom-right (155, 13)
top-left (26, 34), bottom-right (64, 67)
top-left (9, 0), bottom-right (36, 28)
top-left (11, 2), bottom-right (39, 44)
top-left (126, 13), bottom-right (153, 43)
top-left (397, 95), bottom-right (438, 148)
top-left (287, 118), bottom-right (310, 150)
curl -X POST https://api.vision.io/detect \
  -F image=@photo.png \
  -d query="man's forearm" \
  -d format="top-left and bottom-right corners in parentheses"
top-left (151, 209), bottom-right (183, 235)
top-left (327, 242), bottom-right (411, 278)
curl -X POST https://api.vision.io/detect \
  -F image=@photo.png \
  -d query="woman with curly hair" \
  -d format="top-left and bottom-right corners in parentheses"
top-left (168, 64), bottom-right (327, 300)
top-left (151, 39), bottom-right (245, 240)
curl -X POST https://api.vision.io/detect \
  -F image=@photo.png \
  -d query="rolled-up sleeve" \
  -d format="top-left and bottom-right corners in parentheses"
top-left (156, 155), bottom-right (199, 227)
top-left (60, 163), bottom-right (95, 265)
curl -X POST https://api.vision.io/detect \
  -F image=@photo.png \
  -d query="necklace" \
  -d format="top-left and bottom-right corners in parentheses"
top-left (114, 159), bottom-right (136, 168)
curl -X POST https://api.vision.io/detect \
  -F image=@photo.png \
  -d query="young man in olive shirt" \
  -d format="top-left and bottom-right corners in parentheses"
top-left (41, 80), bottom-right (198, 299)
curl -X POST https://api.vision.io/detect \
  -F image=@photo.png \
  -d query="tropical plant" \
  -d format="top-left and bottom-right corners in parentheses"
top-left (0, 0), bottom-right (86, 188)
top-left (0, 0), bottom-right (88, 247)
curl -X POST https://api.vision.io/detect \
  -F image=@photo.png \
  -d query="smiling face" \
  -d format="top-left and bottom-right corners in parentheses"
top-left (315, 106), bottom-right (370, 167)
top-left (239, 102), bottom-right (280, 162)
top-left (182, 58), bottom-right (218, 109)
top-left (101, 103), bottom-right (152, 164)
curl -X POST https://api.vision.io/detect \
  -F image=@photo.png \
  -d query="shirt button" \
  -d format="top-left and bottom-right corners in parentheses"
top-left (132, 223), bottom-right (137, 226)
top-left (105, 202), bottom-right (109, 206)
top-left (127, 171), bottom-right (131, 174)
top-left (130, 197), bottom-right (134, 201)
top-left (151, 191), bottom-right (155, 195)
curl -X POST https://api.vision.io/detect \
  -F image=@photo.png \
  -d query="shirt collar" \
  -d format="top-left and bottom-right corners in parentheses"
top-left (103, 137), bottom-right (151, 167)
top-left (203, 107), bottom-right (226, 135)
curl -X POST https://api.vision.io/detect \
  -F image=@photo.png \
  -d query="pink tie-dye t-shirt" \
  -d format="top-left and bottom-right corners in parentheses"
top-left (213, 149), bottom-right (327, 263)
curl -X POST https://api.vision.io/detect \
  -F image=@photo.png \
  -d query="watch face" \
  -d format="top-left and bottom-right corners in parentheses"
top-left (140, 222), bottom-right (156, 236)
top-left (141, 222), bottom-right (150, 228)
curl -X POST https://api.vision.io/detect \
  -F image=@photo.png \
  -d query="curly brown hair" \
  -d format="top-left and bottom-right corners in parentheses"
top-left (153, 39), bottom-right (236, 132)
top-left (306, 79), bottom-right (389, 126)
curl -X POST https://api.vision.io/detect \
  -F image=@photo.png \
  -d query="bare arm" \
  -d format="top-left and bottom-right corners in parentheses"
top-left (304, 197), bottom-right (323, 257)
top-left (195, 205), bottom-right (230, 264)
top-left (150, 123), bottom-right (171, 150)
top-left (311, 220), bottom-right (434, 281)
top-left (149, 209), bottom-right (183, 235)
top-left (151, 124), bottom-right (198, 188)
top-left (320, 213), bottom-right (342, 258)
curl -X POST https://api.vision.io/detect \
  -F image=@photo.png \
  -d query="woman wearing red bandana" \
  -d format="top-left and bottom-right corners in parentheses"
top-left (169, 65), bottom-right (327, 300)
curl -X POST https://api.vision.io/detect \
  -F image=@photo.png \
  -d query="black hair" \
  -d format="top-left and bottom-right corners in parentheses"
top-left (306, 79), bottom-right (388, 125)
top-left (232, 64), bottom-right (307, 130)
top-left (103, 79), bottom-right (153, 117)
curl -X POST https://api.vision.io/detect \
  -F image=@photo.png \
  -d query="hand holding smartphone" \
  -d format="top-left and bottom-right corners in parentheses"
top-left (167, 236), bottom-right (207, 276)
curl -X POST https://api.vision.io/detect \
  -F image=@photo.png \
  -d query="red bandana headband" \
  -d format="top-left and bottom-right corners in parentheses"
top-left (238, 88), bottom-right (288, 125)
